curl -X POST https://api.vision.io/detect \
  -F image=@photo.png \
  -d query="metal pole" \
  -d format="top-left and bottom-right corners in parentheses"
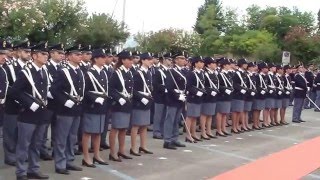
top-left (180, 114), bottom-right (194, 143)
top-left (306, 95), bottom-right (320, 111)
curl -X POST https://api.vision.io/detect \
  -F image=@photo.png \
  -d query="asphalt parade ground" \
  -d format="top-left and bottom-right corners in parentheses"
top-left (1, 106), bottom-right (320, 180)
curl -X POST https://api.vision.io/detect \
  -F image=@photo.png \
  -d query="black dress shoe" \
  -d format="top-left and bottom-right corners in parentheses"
top-left (130, 149), bottom-right (141, 156)
top-left (100, 144), bottom-right (110, 150)
top-left (173, 141), bottom-right (186, 147)
top-left (117, 152), bottom-right (132, 159)
top-left (153, 135), bottom-right (163, 139)
top-left (66, 164), bottom-right (83, 171)
top-left (55, 169), bottom-right (69, 175)
top-left (82, 159), bottom-right (96, 168)
top-left (74, 149), bottom-right (82, 155)
top-left (200, 135), bottom-right (210, 140)
top-left (93, 157), bottom-right (109, 165)
top-left (163, 142), bottom-right (177, 150)
top-left (192, 136), bottom-right (202, 141)
top-left (231, 129), bottom-right (240, 134)
top-left (139, 147), bottom-right (153, 154)
top-left (27, 172), bottom-right (49, 179)
top-left (185, 137), bottom-right (197, 143)
top-left (281, 121), bottom-right (289, 125)
top-left (216, 132), bottom-right (227, 137)
top-left (109, 154), bottom-right (122, 162)
top-left (40, 153), bottom-right (53, 161)
top-left (299, 120), bottom-right (306, 122)
top-left (252, 126), bottom-right (261, 130)
top-left (292, 120), bottom-right (301, 123)
top-left (5, 160), bottom-right (16, 166)
top-left (16, 175), bottom-right (28, 180)
top-left (206, 133), bottom-right (217, 139)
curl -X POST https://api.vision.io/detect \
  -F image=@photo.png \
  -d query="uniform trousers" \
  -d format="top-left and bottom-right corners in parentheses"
top-left (16, 122), bottom-right (46, 176)
top-left (292, 98), bottom-right (304, 121)
top-left (3, 113), bottom-right (18, 163)
top-left (153, 103), bottom-right (166, 137)
top-left (163, 106), bottom-right (182, 143)
top-left (53, 115), bottom-right (80, 170)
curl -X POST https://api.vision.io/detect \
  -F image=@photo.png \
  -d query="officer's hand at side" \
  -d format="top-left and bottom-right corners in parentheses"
top-left (30, 102), bottom-right (40, 112)
top-left (64, 100), bottom-right (75, 108)
top-left (95, 97), bottom-right (105, 105)
top-left (119, 98), bottom-right (126, 106)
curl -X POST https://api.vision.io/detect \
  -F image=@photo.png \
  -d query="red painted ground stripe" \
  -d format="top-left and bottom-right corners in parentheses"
top-left (211, 136), bottom-right (320, 180)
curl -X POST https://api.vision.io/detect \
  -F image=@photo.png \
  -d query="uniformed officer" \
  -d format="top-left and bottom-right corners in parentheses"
top-left (314, 67), bottom-right (320, 111)
top-left (51, 44), bottom-right (85, 174)
top-left (264, 63), bottom-right (277, 127)
top-left (216, 58), bottom-right (233, 137)
top-left (79, 45), bottom-right (92, 73)
top-left (99, 48), bottom-right (114, 150)
top-left (0, 40), bottom-right (9, 139)
top-left (292, 64), bottom-right (308, 123)
top-left (152, 53), bottom-right (172, 139)
top-left (3, 41), bottom-right (33, 166)
top-left (252, 62), bottom-right (268, 129)
top-left (81, 48), bottom-right (109, 167)
top-left (130, 52), bottom-right (154, 156)
top-left (109, 50), bottom-right (134, 162)
top-left (199, 57), bottom-right (219, 139)
top-left (185, 56), bottom-right (205, 143)
top-left (12, 42), bottom-right (51, 180)
top-left (274, 65), bottom-right (285, 125)
top-left (280, 65), bottom-right (292, 124)
top-left (244, 62), bottom-right (257, 130)
top-left (304, 64), bottom-right (315, 109)
top-left (163, 50), bottom-right (187, 150)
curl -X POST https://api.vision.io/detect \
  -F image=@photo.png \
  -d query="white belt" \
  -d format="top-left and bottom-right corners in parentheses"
top-left (317, 83), bottom-right (320, 85)
top-left (295, 87), bottom-right (303, 90)
top-left (0, 99), bottom-right (5, 104)
top-left (138, 91), bottom-right (150, 96)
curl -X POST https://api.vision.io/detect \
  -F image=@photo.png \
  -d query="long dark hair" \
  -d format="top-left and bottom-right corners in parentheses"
top-left (115, 57), bottom-right (125, 69)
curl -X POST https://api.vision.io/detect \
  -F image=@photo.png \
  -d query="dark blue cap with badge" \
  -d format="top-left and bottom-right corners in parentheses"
top-left (276, 64), bottom-right (283, 70)
top-left (172, 50), bottom-right (187, 59)
top-left (191, 56), bottom-right (204, 64)
top-left (49, 43), bottom-right (64, 52)
top-left (237, 58), bottom-right (248, 66)
top-left (132, 51), bottom-right (140, 58)
top-left (31, 42), bottom-right (49, 52)
top-left (14, 41), bottom-right (33, 50)
top-left (140, 52), bottom-right (153, 60)
top-left (81, 45), bottom-right (92, 53)
top-left (91, 48), bottom-right (106, 59)
top-left (248, 62), bottom-right (256, 68)
top-left (258, 62), bottom-right (268, 69)
top-left (268, 62), bottom-right (276, 68)
top-left (0, 40), bottom-right (8, 54)
top-left (203, 57), bottom-right (217, 65)
top-left (283, 64), bottom-right (291, 71)
top-left (66, 44), bottom-right (82, 54)
top-left (117, 50), bottom-right (132, 59)
top-left (220, 58), bottom-right (231, 66)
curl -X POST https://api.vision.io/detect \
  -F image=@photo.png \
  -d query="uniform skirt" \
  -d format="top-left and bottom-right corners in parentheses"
top-left (186, 103), bottom-right (201, 118)
top-left (82, 113), bottom-right (105, 134)
top-left (231, 99), bottom-right (245, 112)
top-left (282, 98), bottom-right (290, 108)
top-left (216, 101), bottom-right (231, 114)
top-left (252, 99), bottom-right (265, 110)
top-left (275, 99), bottom-right (282, 109)
top-left (111, 112), bottom-right (131, 129)
top-left (265, 98), bottom-right (275, 109)
top-left (244, 101), bottom-right (253, 112)
top-left (201, 103), bottom-right (216, 116)
top-left (131, 109), bottom-right (150, 126)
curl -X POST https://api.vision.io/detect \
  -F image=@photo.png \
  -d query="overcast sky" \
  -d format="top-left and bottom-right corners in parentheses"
top-left (85, 0), bottom-right (319, 34)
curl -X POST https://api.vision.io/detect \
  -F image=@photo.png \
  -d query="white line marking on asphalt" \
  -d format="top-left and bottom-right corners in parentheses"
top-left (248, 134), bottom-right (253, 136)
top-left (236, 137), bottom-right (243, 140)
top-left (138, 163), bottom-right (143, 166)
top-left (306, 173), bottom-right (320, 179)
top-left (183, 150), bottom-right (192, 152)
top-left (224, 141), bottom-right (229, 143)
top-left (81, 177), bottom-right (92, 180)
top-left (158, 157), bottom-right (167, 160)
top-left (267, 129), bottom-right (273, 132)
top-left (202, 144), bottom-right (217, 147)
top-left (97, 166), bottom-right (135, 180)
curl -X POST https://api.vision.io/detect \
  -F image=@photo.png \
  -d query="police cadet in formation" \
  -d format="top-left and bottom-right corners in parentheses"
top-left (81, 48), bottom-right (109, 167)
top-left (216, 58), bottom-right (233, 137)
top-left (152, 53), bottom-right (172, 139)
top-left (0, 40), bottom-right (9, 140)
top-left (292, 64), bottom-right (308, 123)
top-left (11, 42), bottom-right (52, 180)
top-left (185, 56), bottom-right (205, 143)
top-left (51, 44), bottom-right (85, 174)
top-left (3, 41), bottom-right (33, 166)
top-left (231, 58), bottom-right (248, 134)
top-left (280, 65), bottom-right (291, 125)
top-left (130, 52), bottom-right (154, 156)
top-left (264, 63), bottom-right (276, 127)
top-left (99, 48), bottom-right (114, 150)
top-left (163, 51), bottom-right (187, 150)
top-left (199, 57), bottom-right (219, 139)
top-left (109, 50), bottom-right (134, 162)
top-left (304, 64), bottom-right (315, 109)
top-left (273, 65), bottom-right (285, 125)
top-left (314, 66), bottom-right (320, 111)
top-left (245, 62), bottom-right (257, 130)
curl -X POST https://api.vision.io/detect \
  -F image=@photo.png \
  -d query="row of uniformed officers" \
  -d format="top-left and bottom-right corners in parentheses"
top-left (0, 39), bottom-right (309, 180)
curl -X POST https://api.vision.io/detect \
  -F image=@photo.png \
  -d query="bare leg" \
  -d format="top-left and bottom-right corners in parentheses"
top-left (205, 116), bottom-right (213, 135)
top-left (109, 128), bottom-right (118, 157)
top-left (185, 117), bottom-right (193, 140)
top-left (118, 129), bottom-right (126, 154)
top-left (130, 126), bottom-right (139, 152)
top-left (216, 113), bottom-right (223, 134)
top-left (82, 133), bottom-right (92, 163)
top-left (200, 115), bottom-right (209, 137)
top-left (93, 134), bottom-right (105, 161)
top-left (139, 126), bottom-right (148, 149)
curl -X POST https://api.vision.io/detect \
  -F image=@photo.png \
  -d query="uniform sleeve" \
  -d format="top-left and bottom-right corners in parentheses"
top-left (51, 69), bottom-right (69, 104)
top-left (10, 71), bottom-right (34, 108)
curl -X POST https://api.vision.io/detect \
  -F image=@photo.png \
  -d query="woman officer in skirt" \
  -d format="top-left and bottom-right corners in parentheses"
top-left (130, 52), bottom-right (154, 156)
top-left (200, 57), bottom-right (219, 139)
top-left (274, 65), bottom-right (285, 125)
top-left (252, 62), bottom-right (268, 129)
top-left (280, 65), bottom-right (291, 125)
top-left (185, 56), bottom-right (205, 143)
top-left (109, 50), bottom-right (134, 162)
top-left (82, 49), bottom-right (109, 167)
top-left (216, 58), bottom-right (233, 137)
